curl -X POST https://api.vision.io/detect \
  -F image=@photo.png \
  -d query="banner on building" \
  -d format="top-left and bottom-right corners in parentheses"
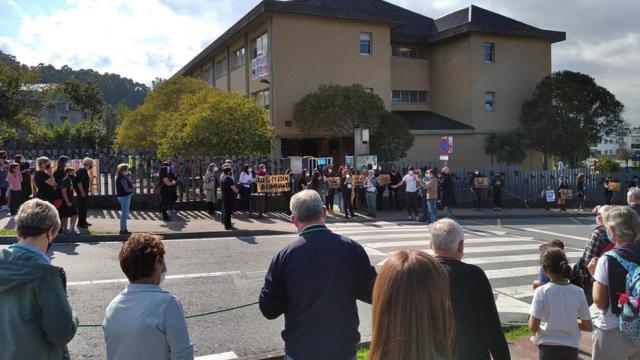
top-left (256, 175), bottom-right (290, 193)
top-left (326, 177), bottom-right (341, 188)
top-left (251, 54), bottom-right (269, 81)
top-left (377, 174), bottom-right (391, 186)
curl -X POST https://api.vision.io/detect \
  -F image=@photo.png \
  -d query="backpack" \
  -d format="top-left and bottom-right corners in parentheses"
top-left (606, 251), bottom-right (640, 345)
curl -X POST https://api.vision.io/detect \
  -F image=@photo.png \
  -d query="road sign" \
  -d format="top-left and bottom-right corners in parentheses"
top-left (439, 155), bottom-right (449, 161)
top-left (438, 136), bottom-right (453, 155)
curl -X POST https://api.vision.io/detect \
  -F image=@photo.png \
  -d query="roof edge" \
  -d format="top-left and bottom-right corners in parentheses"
top-left (428, 23), bottom-right (566, 44)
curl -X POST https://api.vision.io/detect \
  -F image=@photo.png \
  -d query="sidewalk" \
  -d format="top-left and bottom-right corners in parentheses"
top-left (0, 206), bottom-right (592, 244)
top-left (508, 332), bottom-right (592, 359)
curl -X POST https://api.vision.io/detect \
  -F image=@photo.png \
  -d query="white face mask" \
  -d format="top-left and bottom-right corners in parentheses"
top-left (124, 171), bottom-right (129, 176)
top-left (475, 171), bottom-right (479, 175)
top-left (248, 168), bottom-right (252, 172)
top-left (409, 171), bottom-right (414, 175)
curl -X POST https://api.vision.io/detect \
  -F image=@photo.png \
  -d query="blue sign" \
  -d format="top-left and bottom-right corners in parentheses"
top-left (439, 136), bottom-right (451, 155)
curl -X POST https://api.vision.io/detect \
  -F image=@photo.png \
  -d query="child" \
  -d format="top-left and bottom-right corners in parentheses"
top-left (533, 239), bottom-right (565, 289)
top-left (6, 162), bottom-right (23, 217)
top-left (59, 168), bottom-right (78, 235)
top-left (529, 248), bottom-right (592, 360)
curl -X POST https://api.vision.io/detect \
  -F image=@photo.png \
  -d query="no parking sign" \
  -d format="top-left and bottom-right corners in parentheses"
top-left (439, 136), bottom-right (453, 155)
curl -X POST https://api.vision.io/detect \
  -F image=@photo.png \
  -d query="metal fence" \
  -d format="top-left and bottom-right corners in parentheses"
top-left (3, 148), bottom-right (638, 206)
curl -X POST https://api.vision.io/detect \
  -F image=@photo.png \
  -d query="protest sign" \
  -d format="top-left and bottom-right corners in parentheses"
top-left (256, 175), bottom-right (290, 193)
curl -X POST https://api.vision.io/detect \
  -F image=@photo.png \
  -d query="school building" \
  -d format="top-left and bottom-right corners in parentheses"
top-left (172, 0), bottom-right (565, 169)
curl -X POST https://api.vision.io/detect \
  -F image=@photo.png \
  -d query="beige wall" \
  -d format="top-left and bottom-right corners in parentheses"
top-left (229, 39), bottom-right (247, 94)
top-left (470, 34), bottom-right (551, 132)
top-left (428, 36), bottom-right (473, 126)
top-left (402, 132), bottom-right (544, 170)
top-left (271, 14), bottom-right (392, 137)
top-left (390, 57), bottom-right (429, 90)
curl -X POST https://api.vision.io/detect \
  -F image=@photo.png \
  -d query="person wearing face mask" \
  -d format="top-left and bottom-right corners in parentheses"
top-left (103, 234), bottom-right (194, 360)
top-left (221, 167), bottom-right (240, 230)
top-left (34, 156), bottom-right (57, 204)
top-left (392, 167), bottom-right (420, 220)
top-left (116, 164), bottom-right (134, 235)
top-left (0, 199), bottom-right (79, 359)
top-left (159, 160), bottom-right (178, 221)
top-left (59, 167), bottom-right (79, 235)
top-left (341, 168), bottom-right (356, 219)
top-left (469, 168), bottom-right (484, 211)
top-left (203, 163), bottom-right (219, 216)
top-left (74, 157), bottom-right (94, 228)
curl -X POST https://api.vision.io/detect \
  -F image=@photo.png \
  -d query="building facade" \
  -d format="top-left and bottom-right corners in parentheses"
top-left (173, 0), bottom-right (565, 169)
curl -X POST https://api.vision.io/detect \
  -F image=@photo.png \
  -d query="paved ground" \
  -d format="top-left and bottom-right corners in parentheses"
top-left (1, 207), bottom-right (600, 359)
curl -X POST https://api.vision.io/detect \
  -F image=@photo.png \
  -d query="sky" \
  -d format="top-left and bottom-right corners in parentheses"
top-left (0, 0), bottom-right (638, 124)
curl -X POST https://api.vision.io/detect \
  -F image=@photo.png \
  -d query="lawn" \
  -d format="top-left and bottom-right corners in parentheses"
top-left (354, 325), bottom-right (531, 359)
top-left (0, 229), bottom-right (16, 236)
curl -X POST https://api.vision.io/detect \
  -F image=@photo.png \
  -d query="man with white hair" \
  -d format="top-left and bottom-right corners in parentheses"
top-left (431, 218), bottom-right (510, 360)
top-left (627, 187), bottom-right (640, 216)
top-left (259, 190), bottom-right (377, 360)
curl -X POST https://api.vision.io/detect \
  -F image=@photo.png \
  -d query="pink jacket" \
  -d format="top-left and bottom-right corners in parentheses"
top-left (6, 171), bottom-right (22, 191)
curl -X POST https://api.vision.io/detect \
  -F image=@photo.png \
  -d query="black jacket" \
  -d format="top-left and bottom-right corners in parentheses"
top-left (438, 257), bottom-right (511, 360)
top-left (441, 174), bottom-right (456, 206)
top-left (259, 225), bottom-right (377, 360)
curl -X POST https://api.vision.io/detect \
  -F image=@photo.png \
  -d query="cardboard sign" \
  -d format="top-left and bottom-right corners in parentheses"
top-left (289, 156), bottom-right (303, 175)
top-left (474, 177), bottom-right (490, 188)
top-left (356, 155), bottom-right (377, 171)
top-left (256, 175), bottom-right (290, 193)
top-left (377, 174), bottom-right (391, 186)
top-left (353, 174), bottom-right (366, 188)
top-left (545, 190), bottom-right (556, 202)
top-left (325, 177), bottom-right (341, 188)
top-left (608, 182), bottom-right (621, 191)
top-left (559, 189), bottom-right (573, 199)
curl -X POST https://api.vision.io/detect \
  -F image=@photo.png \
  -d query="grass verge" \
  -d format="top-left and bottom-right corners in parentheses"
top-left (354, 325), bottom-right (532, 359)
top-left (0, 229), bottom-right (16, 236)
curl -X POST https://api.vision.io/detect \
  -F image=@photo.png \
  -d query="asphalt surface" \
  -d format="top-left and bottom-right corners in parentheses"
top-left (1, 214), bottom-right (598, 359)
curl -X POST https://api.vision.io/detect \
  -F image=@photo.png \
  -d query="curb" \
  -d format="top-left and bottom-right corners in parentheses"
top-left (239, 339), bottom-right (372, 360)
top-left (0, 229), bottom-right (294, 245)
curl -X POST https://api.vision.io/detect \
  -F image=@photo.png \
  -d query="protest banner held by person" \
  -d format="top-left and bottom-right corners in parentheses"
top-left (0, 199), bottom-right (78, 359)
top-left (102, 234), bottom-right (194, 360)
top-left (259, 190), bottom-right (377, 360)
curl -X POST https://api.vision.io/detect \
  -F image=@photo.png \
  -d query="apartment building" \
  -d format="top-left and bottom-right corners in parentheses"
top-left (172, 0), bottom-right (565, 169)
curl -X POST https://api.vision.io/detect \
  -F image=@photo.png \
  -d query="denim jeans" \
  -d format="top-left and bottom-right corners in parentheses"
top-left (285, 355), bottom-right (357, 360)
top-left (444, 205), bottom-right (455, 219)
top-left (366, 191), bottom-right (377, 215)
top-left (427, 198), bottom-right (438, 223)
top-left (421, 195), bottom-right (430, 221)
top-left (117, 194), bottom-right (132, 231)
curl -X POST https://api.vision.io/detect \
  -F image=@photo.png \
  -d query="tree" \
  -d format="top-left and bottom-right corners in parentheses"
top-left (117, 76), bottom-right (273, 156)
top-left (116, 77), bottom-right (210, 149)
top-left (484, 133), bottom-right (500, 167)
top-left (370, 112), bottom-right (414, 162)
top-left (521, 70), bottom-right (625, 167)
top-left (595, 155), bottom-right (622, 173)
top-left (156, 90), bottom-right (273, 157)
top-left (293, 84), bottom-right (386, 136)
top-left (58, 80), bottom-right (105, 115)
top-left (618, 147), bottom-right (632, 162)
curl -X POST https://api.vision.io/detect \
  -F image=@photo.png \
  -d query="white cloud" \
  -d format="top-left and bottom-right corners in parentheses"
top-left (0, 0), bottom-right (233, 84)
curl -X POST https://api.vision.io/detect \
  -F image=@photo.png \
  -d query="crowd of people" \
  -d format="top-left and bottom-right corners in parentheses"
top-left (6, 186), bottom-right (640, 359)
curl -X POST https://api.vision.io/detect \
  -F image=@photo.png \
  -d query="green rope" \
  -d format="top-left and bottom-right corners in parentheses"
top-left (78, 301), bottom-right (259, 328)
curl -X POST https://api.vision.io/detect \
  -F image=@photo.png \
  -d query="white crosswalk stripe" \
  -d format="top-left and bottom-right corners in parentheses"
top-left (326, 222), bottom-right (587, 315)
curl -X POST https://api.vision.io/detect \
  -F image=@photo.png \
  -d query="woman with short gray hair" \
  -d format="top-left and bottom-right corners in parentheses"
top-left (588, 206), bottom-right (640, 359)
top-left (0, 199), bottom-right (78, 359)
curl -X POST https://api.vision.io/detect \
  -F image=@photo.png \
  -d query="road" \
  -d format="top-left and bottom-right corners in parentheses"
top-left (2, 214), bottom-right (598, 359)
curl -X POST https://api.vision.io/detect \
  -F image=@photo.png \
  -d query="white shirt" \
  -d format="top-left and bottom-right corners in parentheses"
top-left (239, 172), bottom-right (254, 188)
top-left (103, 284), bottom-right (194, 360)
top-left (365, 176), bottom-right (376, 192)
top-left (593, 256), bottom-right (620, 329)
top-left (530, 282), bottom-right (591, 348)
top-left (403, 174), bottom-right (418, 192)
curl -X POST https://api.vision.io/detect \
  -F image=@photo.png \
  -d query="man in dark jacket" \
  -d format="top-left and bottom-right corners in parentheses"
top-left (0, 198), bottom-right (78, 359)
top-left (469, 168), bottom-right (484, 210)
top-left (259, 190), bottom-right (377, 360)
top-left (431, 218), bottom-right (511, 360)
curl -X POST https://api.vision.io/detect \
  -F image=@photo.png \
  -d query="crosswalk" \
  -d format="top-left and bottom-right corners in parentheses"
top-left (326, 221), bottom-right (584, 316)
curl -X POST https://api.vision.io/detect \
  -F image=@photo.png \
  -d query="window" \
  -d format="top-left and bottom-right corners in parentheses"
top-left (215, 58), bottom-right (227, 79)
top-left (252, 33), bottom-right (268, 59)
top-left (207, 67), bottom-right (214, 85)
top-left (485, 91), bottom-right (496, 112)
top-left (392, 45), bottom-right (422, 58)
top-left (484, 42), bottom-right (495, 63)
top-left (255, 90), bottom-right (270, 109)
top-left (360, 32), bottom-right (371, 55)
top-left (231, 47), bottom-right (245, 69)
top-left (391, 90), bottom-right (429, 104)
